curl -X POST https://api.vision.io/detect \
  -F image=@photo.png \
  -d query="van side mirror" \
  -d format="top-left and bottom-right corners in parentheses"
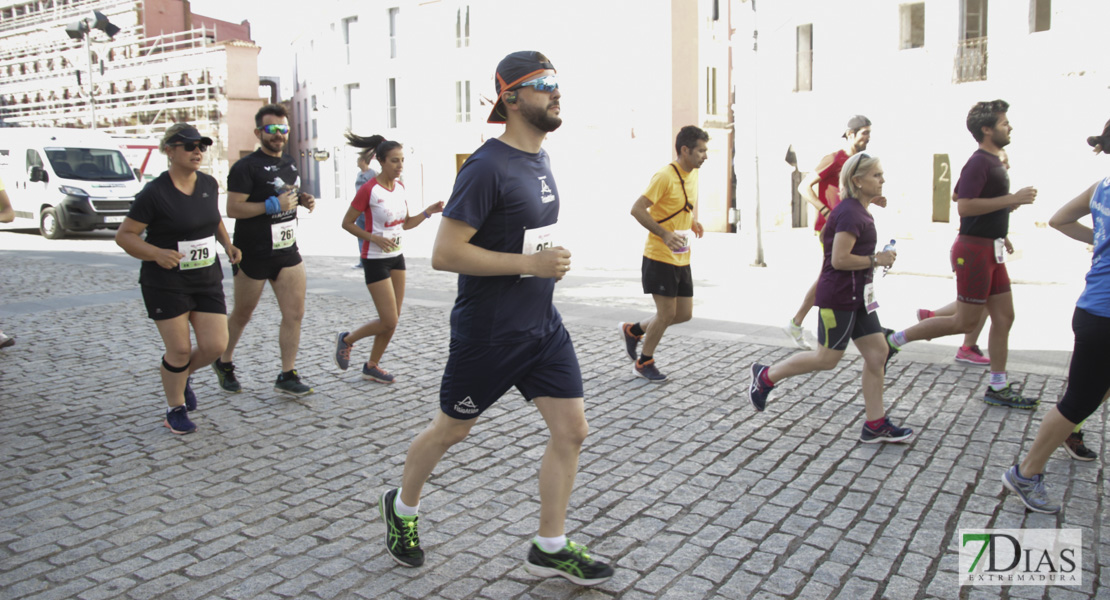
top-left (29, 166), bottom-right (48, 183)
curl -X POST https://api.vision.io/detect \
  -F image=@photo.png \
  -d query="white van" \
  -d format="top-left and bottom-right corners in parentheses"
top-left (0, 127), bottom-right (144, 239)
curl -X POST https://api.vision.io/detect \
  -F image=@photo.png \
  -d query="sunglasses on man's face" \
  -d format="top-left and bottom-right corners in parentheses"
top-left (261, 124), bottom-right (290, 135)
top-left (173, 142), bottom-right (209, 152)
top-left (513, 74), bottom-right (559, 94)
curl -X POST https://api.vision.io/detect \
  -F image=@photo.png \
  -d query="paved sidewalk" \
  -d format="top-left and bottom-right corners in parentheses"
top-left (0, 250), bottom-right (1104, 600)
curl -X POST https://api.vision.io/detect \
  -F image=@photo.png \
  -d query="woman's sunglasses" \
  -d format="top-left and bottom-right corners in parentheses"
top-left (261, 124), bottom-right (290, 135)
top-left (172, 142), bottom-right (209, 152)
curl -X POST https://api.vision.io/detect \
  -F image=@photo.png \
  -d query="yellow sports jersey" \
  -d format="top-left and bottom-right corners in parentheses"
top-left (642, 162), bottom-right (697, 266)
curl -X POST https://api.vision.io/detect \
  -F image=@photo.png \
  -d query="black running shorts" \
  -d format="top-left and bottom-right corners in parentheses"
top-left (641, 256), bottom-right (694, 298)
top-left (232, 251), bottom-right (303, 281)
top-left (362, 255), bottom-right (406, 285)
top-left (141, 285), bottom-right (226, 321)
top-left (817, 307), bottom-right (882, 351)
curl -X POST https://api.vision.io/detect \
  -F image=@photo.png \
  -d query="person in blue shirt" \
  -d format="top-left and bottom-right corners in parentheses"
top-left (376, 51), bottom-right (613, 587)
top-left (1002, 121), bottom-right (1110, 514)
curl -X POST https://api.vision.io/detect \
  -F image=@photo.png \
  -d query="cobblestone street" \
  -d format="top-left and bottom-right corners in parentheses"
top-left (0, 249), bottom-right (1103, 600)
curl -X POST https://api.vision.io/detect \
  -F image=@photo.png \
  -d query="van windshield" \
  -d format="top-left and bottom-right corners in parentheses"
top-left (44, 146), bottom-right (135, 182)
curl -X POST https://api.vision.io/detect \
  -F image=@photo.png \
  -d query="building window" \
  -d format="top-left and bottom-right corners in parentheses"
top-left (387, 78), bottom-right (397, 128)
top-left (388, 7), bottom-right (400, 58)
top-left (455, 80), bottom-right (471, 123)
top-left (705, 67), bottom-right (718, 115)
top-left (346, 83), bottom-right (360, 130)
top-left (955, 0), bottom-right (988, 83)
top-left (1030, 0), bottom-right (1050, 32)
top-left (795, 24), bottom-right (813, 92)
top-left (342, 16), bottom-right (358, 64)
top-left (456, 5), bottom-right (470, 48)
top-left (899, 3), bottom-right (925, 49)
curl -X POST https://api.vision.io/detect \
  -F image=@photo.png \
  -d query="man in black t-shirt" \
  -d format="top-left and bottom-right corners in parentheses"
top-left (887, 100), bottom-right (1038, 409)
top-left (212, 104), bottom-right (317, 397)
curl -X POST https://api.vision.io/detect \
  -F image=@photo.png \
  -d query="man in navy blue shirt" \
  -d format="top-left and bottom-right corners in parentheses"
top-left (377, 51), bottom-right (613, 587)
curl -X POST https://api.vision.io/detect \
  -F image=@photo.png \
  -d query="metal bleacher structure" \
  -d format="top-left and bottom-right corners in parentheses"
top-left (0, 0), bottom-right (251, 178)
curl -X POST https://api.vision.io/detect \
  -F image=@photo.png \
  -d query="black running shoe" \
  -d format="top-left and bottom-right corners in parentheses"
top-left (523, 540), bottom-right (614, 586)
top-left (748, 362), bottom-right (773, 412)
top-left (274, 370), bottom-right (313, 397)
top-left (1064, 432), bottom-right (1097, 461)
top-left (619, 322), bottom-right (641, 362)
top-left (859, 416), bottom-right (914, 444)
top-left (184, 376), bottom-right (197, 411)
top-left (882, 328), bottom-right (899, 373)
top-left (211, 360), bottom-right (241, 393)
top-left (164, 405), bottom-right (196, 435)
top-left (983, 384), bottom-right (1038, 409)
top-left (379, 488), bottom-right (424, 567)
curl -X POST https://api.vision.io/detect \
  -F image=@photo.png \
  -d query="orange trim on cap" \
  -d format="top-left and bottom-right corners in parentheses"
top-left (499, 68), bottom-right (548, 94)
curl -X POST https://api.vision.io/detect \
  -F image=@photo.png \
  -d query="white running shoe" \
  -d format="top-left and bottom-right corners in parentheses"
top-left (783, 319), bottom-right (811, 350)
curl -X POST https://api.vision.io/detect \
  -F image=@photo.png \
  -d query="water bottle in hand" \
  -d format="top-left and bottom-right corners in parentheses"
top-left (879, 237), bottom-right (896, 277)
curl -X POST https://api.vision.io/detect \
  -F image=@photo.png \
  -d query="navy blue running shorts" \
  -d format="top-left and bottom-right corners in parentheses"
top-left (817, 307), bottom-right (882, 351)
top-left (439, 324), bottom-right (583, 420)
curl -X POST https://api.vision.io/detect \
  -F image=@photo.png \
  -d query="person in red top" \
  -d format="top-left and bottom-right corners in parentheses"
top-left (332, 135), bottom-right (442, 383)
top-left (786, 115), bottom-right (877, 349)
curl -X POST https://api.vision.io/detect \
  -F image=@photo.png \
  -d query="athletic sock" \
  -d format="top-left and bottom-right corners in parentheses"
top-left (630, 323), bottom-right (645, 337)
top-left (789, 318), bottom-right (802, 330)
top-left (989, 372), bottom-right (1008, 391)
top-left (394, 490), bottom-right (419, 517)
top-left (865, 417), bottom-right (887, 430)
top-left (1013, 467), bottom-right (1035, 482)
top-left (1074, 420), bottom-right (1086, 434)
top-left (638, 354), bottom-right (653, 365)
top-left (535, 534), bottom-right (567, 553)
top-left (890, 330), bottom-right (908, 349)
top-left (759, 369), bottom-right (775, 388)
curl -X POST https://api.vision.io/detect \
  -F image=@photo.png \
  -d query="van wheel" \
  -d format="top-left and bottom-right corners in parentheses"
top-left (40, 207), bottom-right (65, 239)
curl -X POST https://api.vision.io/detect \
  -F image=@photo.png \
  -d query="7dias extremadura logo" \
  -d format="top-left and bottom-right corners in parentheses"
top-left (959, 529), bottom-right (1082, 586)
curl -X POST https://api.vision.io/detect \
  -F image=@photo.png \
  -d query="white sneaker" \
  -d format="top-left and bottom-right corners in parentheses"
top-left (0, 331), bottom-right (13, 349)
top-left (783, 320), bottom-right (811, 350)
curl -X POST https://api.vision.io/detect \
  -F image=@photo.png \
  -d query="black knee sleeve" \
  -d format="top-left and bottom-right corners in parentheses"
top-left (162, 356), bottom-right (190, 373)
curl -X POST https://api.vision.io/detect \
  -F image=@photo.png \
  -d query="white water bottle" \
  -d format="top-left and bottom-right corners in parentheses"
top-left (881, 239), bottom-right (896, 277)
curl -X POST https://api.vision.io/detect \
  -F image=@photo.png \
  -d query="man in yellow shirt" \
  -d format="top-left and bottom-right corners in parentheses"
top-left (620, 126), bottom-right (708, 382)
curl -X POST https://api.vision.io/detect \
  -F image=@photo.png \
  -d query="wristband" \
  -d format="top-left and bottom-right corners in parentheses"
top-left (869, 254), bottom-right (877, 269)
top-left (423, 210), bottom-right (431, 219)
top-left (264, 196), bottom-right (281, 215)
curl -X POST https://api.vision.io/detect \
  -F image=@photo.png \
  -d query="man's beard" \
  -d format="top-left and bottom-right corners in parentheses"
top-left (992, 128), bottom-right (1010, 148)
top-left (262, 136), bottom-right (285, 154)
top-left (521, 101), bottom-right (562, 133)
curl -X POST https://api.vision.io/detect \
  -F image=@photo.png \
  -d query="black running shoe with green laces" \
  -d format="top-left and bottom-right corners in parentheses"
top-left (211, 359), bottom-right (241, 393)
top-left (984, 383), bottom-right (1038, 409)
top-left (523, 540), bottom-right (613, 586)
top-left (274, 369), bottom-right (313, 397)
top-left (379, 488), bottom-right (424, 567)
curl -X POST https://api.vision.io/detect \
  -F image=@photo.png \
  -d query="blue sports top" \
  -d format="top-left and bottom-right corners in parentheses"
top-left (442, 138), bottom-right (563, 344)
top-left (1078, 176), bottom-right (1110, 318)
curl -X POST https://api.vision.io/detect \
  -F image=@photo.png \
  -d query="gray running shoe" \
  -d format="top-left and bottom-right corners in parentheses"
top-left (1001, 465), bottom-right (1060, 514)
top-left (274, 370), bottom-right (314, 397)
top-left (334, 331), bottom-right (353, 371)
top-left (984, 384), bottom-right (1038, 409)
top-left (211, 360), bottom-right (241, 393)
top-left (362, 363), bottom-right (395, 384)
top-left (632, 358), bottom-right (667, 383)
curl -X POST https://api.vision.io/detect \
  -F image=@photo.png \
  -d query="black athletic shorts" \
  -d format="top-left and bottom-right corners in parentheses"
top-left (232, 251), bottom-right (303, 281)
top-left (439, 324), bottom-right (583, 420)
top-left (1057, 307), bottom-right (1110, 424)
top-left (641, 256), bottom-right (694, 297)
top-left (817, 307), bottom-right (882, 351)
top-left (141, 285), bottom-right (226, 321)
top-left (363, 255), bottom-right (406, 285)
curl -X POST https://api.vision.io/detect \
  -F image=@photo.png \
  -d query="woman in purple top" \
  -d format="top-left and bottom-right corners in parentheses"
top-left (747, 153), bottom-right (913, 443)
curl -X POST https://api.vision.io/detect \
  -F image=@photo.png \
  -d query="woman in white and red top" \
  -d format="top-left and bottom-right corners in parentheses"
top-left (333, 137), bottom-right (443, 383)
